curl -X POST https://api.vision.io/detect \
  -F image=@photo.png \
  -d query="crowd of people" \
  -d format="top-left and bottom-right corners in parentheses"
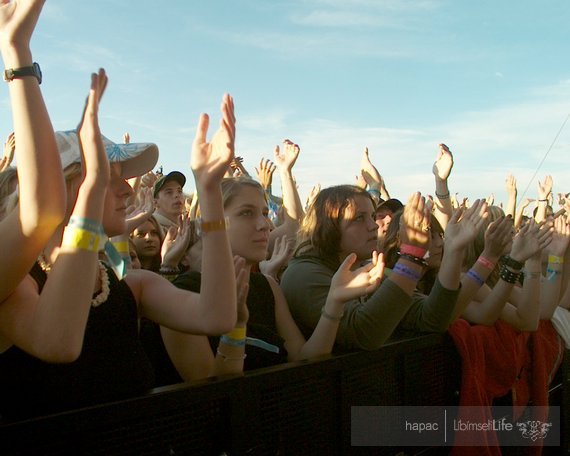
top-left (1, 6), bottom-right (569, 452)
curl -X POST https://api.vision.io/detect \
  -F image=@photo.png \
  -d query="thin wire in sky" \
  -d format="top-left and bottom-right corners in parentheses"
top-left (518, 113), bottom-right (570, 204)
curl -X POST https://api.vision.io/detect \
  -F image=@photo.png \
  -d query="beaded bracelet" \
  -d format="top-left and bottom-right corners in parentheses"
top-left (435, 191), bottom-right (450, 200)
top-left (499, 265), bottom-right (521, 284)
top-left (321, 307), bottom-right (343, 322)
top-left (61, 226), bottom-right (105, 253)
top-left (392, 262), bottom-right (422, 281)
top-left (524, 271), bottom-right (542, 280)
top-left (466, 269), bottom-right (485, 287)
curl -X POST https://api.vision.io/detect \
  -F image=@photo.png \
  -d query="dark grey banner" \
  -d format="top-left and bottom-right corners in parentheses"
top-left (351, 406), bottom-right (560, 447)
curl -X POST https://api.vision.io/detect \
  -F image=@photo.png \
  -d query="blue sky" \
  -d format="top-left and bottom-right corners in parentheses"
top-left (2, 0), bottom-right (569, 208)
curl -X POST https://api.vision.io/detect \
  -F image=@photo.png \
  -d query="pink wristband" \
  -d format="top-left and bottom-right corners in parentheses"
top-left (477, 256), bottom-right (495, 271)
top-left (400, 244), bottom-right (427, 259)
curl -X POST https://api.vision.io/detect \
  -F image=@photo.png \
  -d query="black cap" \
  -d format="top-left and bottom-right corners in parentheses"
top-left (153, 171), bottom-right (186, 198)
top-left (376, 198), bottom-right (403, 214)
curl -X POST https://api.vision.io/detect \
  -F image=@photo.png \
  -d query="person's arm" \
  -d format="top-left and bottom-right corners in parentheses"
top-left (431, 143), bottom-right (454, 231)
top-left (453, 215), bottom-right (513, 321)
top-left (360, 147), bottom-right (389, 201)
top-left (504, 174), bottom-right (517, 218)
top-left (538, 216), bottom-right (569, 319)
top-left (160, 258), bottom-right (250, 381)
top-left (0, 0), bottom-right (66, 303)
top-left (269, 139), bottom-right (304, 249)
top-left (274, 252), bottom-right (383, 360)
top-left (514, 198), bottom-right (533, 230)
top-left (535, 175), bottom-right (553, 223)
top-left (0, 69), bottom-right (111, 361)
top-left (282, 193), bottom-right (431, 351)
top-left (129, 95), bottom-right (237, 335)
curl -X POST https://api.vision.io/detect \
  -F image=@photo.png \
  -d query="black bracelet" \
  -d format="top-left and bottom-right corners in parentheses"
top-left (435, 191), bottom-right (450, 199)
top-left (398, 252), bottom-right (428, 268)
top-left (501, 255), bottom-right (524, 271)
top-left (499, 265), bottom-right (521, 284)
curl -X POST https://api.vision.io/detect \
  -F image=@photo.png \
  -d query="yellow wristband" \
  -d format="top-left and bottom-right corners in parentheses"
top-left (112, 241), bottom-right (129, 254)
top-left (225, 326), bottom-right (246, 340)
top-left (197, 217), bottom-right (229, 235)
top-left (62, 226), bottom-right (105, 252)
top-left (548, 255), bottom-right (564, 265)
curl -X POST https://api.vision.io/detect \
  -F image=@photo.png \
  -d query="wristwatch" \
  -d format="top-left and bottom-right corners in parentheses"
top-left (3, 62), bottom-right (42, 84)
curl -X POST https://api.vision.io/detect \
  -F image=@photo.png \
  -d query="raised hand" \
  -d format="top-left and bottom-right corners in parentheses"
top-left (0, 0), bottom-right (46, 54)
top-left (538, 175), bottom-right (553, 201)
top-left (306, 183), bottom-right (321, 211)
top-left (259, 234), bottom-right (294, 280)
top-left (123, 132), bottom-right (130, 144)
top-left (399, 192), bottom-right (431, 248)
top-left (443, 199), bottom-right (489, 253)
top-left (1, 131), bottom-right (15, 171)
top-left (355, 171), bottom-right (366, 189)
top-left (483, 216), bottom-right (514, 259)
top-left (274, 139), bottom-right (300, 172)
top-left (505, 174), bottom-right (517, 196)
top-left (486, 194), bottom-right (495, 206)
top-left (255, 158), bottom-right (276, 191)
top-left (329, 252), bottom-right (384, 305)
top-left (360, 147), bottom-right (383, 188)
top-left (432, 143), bottom-right (454, 181)
top-left (191, 93), bottom-right (236, 191)
top-left (161, 214), bottom-right (193, 267)
top-left (510, 219), bottom-right (553, 263)
top-left (77, 69), bottom-right (109, 186)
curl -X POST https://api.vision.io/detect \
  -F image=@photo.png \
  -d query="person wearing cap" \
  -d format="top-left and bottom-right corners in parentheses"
top-left (0, 65), bottom-right (239, 419)
top-left (153, 170), bottom-right (186, 232)
top-left (0, 0), bottom-right (66, 304)
top-left (375, 198), bottom-right (404, 247)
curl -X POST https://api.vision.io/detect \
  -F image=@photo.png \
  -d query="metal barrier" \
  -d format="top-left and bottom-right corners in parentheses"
top-left (0, 333), bottom-right (566, 455)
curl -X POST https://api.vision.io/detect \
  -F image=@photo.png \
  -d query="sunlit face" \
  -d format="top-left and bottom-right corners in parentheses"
top-left (132, 220), bottom-right (161, 259)
top-left (155, 181), bottom-right (184, 219)
top-left (225, 185), bottom-right (271, 265)
top-left (339, 195), bottom-right (378, 261)
top-left (102, 163), bottom-right (134, 237)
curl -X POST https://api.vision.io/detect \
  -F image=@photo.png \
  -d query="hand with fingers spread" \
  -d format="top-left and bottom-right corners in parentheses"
top-left (482, 216), bottom-right (515, 261)
top-left (432, 143), bottom-right (454, 181)
top-left (399, 192), bottom-right (431, 249)
top-left (191, 93), bottom-right (236, 192)
top-left (329, 252), bottom-right (384, 306)
top-left (259, 234), bottom-right (294, 280)
top-left (255, 158), bottom-right (276, 192)
top-left (443, 199), bottom-right (489, 253)
top-left (505, 174), bottom-right (517, 197)
top-left (510, 218), bottom-right (553, 263)
top-left (538, 175), bottom-right (553, 201)
top-left (161, 214), bottom-right (193, 269)
top-left (274, 139), bottom-right (300, 172)
top-left (305, 183), bottom-right (321, 211)
top-left (485, 194), bottom-right (495, 206)
top-left (125, 187), bottom-right (155, 234)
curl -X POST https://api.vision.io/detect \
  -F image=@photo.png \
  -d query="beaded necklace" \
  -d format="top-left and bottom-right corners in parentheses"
top-left (37, 256), bottom-right (110, 307)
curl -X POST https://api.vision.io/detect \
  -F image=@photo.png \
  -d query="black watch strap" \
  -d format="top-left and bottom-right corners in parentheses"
top-left (4, 62), bottom-right (42, 85)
